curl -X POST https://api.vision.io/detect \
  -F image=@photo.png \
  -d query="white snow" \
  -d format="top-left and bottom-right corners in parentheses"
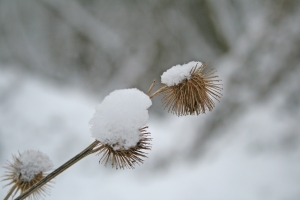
top-left (161, 61), bottom-right (202, 86)
top-left (1, 67), bottom-right (300, 200)
top-left (14, 150), bottom-right (54, 182)
top-left (89, 88), bottom-right (152, 150)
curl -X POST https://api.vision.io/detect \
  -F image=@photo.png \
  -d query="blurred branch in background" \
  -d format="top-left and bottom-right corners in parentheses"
top-left (0, 0), bottom-right (300, 172)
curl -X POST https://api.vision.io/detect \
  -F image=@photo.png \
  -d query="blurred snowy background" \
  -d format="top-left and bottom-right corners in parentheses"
top-left (1, 0), bottom-right (300, 199)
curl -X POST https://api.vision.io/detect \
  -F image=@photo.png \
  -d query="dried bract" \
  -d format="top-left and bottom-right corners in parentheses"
top-left (93, 127), bottom-right (151, 169)
top-left (156, 62), bottom-right (222, 116)
top-left (2, 150), bottom-right (53, 200)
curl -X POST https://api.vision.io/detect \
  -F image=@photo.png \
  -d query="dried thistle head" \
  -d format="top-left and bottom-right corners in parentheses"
top-left (2, 150), bottom-right (53, 200)
top-left (92, 126), bottom-right (151, 169)
top-left (151, 62), bottom-right (222, 116)
top-left (89, 89), bottom-right (152, 169)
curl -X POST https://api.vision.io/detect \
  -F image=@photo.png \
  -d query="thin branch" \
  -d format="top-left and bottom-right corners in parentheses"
top-left (14, 140), bottom-right (100, 200)
top-left (148, 85), bottom-right (167, 99)
top-left (147, 80), bottom-right (156, 96)
top-left (4, 183), bottom-right (18, 200)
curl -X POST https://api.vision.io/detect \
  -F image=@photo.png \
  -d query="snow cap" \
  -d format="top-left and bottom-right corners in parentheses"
top-left (161, 61), bottom-right (203, 86)
top-left (14, 150), bottom-right (54, 182)
top-left (89, 88), bottom-right (152, 150)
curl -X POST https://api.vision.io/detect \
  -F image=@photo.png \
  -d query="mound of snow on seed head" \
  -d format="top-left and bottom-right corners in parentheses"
top-left (89, 88), bottom-right (152, 150)
top-left (14, 150), bottom-right (53, 182)
top-left (161, 61), bottom-right (202, 86)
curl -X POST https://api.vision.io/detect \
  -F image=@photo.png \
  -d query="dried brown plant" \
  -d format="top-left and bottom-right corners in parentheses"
top-left (149, 63), bottom-right (222, 116)
top-left (6, 62), bottom-right (222, 200)
top-left (91, 127), bottom-right (152, 169)
top-left (2, 155), bottom-right (52, 200)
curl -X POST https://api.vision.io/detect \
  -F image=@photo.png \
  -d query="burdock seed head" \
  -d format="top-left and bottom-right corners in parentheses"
top-left (89, 88), bottom-right (152, 169)
top-left (157, 61), bottom-right (222, 116)
top-left (2, 150), bottom-right (54, 200)
top-left (92, 126), bottom-right (151, 169)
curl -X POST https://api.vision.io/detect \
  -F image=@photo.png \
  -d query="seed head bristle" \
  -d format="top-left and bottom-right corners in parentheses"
top-left (159, 63), bottom-right (222, 116)
top-left (2, 152), bottom-right (53, 200)
top-left (94, 126), bottom-right (152, 169)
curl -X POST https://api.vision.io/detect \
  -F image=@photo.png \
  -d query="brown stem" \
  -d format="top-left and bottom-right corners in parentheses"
top-left (4, 183), bottom-right (18, 200)
top-left (14, 140), bottom-right (100, 200)
top-left (149, 86), bottom-right (167, 99)
top-left (147, 80), bottom-right (156, 95)
top-left (89, 145), bottom-right (105, 154)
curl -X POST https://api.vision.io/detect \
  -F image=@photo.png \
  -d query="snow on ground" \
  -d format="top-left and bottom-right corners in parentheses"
top-left (0, 66), bottom-right (300, 200)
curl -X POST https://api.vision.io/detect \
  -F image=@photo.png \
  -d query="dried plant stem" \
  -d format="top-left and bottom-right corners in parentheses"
top-left (148, 85), bottom-right (167, 99)
top-left (147, 80), bottom-right (156, 95)
top-left (14, 140), bottom-right (100, 200)
top-left (4, 183), bottom-right (18, 200)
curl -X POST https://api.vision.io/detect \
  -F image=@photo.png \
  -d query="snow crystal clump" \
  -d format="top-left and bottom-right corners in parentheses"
top-left (161, 61), bottom-right (202, 86)
top-left (14, 150), bottom-right (54, 182)
top-left (89, 88), bottom-right (152, 150)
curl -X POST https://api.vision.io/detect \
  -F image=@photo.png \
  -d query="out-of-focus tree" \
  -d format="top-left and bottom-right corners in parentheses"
top-left (0, 0), bottom-right (299, 169)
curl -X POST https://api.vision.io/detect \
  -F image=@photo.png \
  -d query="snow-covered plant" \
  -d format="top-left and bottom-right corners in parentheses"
top-left (149, 61), bottom-right (222, 116)
top-left (3, 61), bottom-right (222, 200)
top-left (2, 150), bottom-right (53, 200)
top-left (89, 88), bottom-right (152, 169)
